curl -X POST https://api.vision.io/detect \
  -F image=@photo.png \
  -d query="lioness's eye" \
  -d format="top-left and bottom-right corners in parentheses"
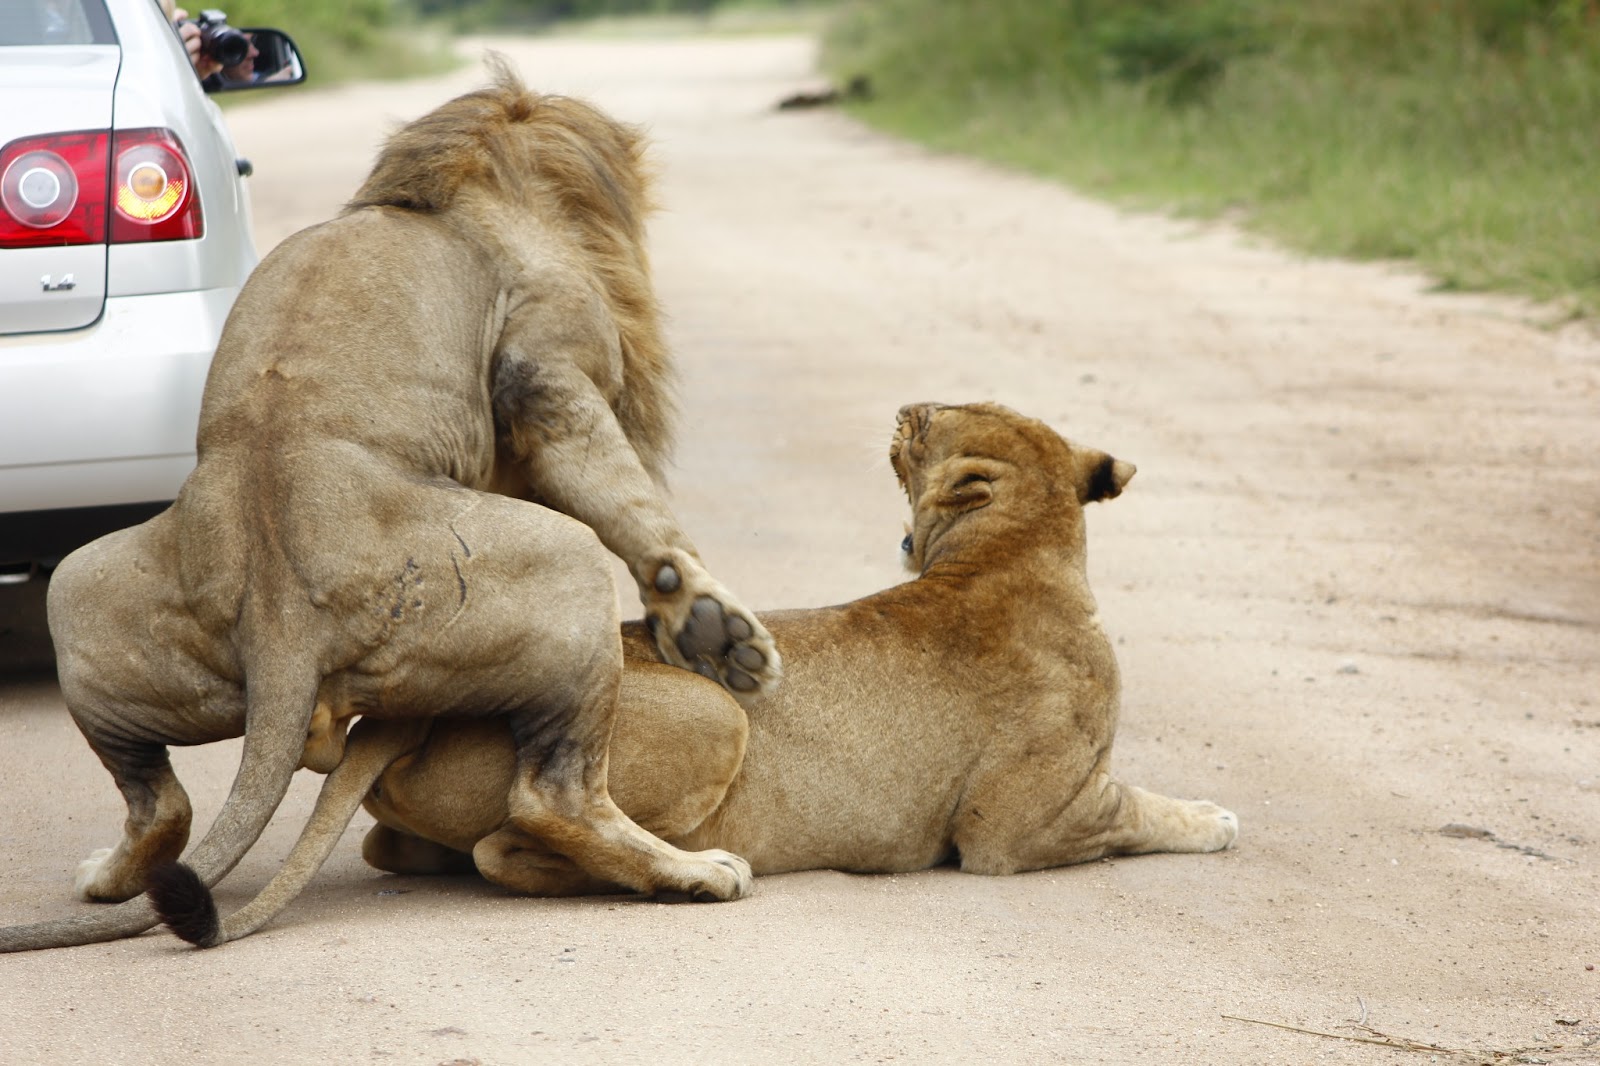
top-left (900, 533), bottom-right (913, 554)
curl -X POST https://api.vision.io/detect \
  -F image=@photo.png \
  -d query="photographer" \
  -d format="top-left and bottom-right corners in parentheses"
top-left (163, 3), bottom-right (296, 89)
top-left (161, 2), bottom-right (222, 79)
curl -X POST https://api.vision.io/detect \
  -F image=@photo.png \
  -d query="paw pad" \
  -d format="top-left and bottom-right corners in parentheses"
top-left (644, 562), bottom-right (780, 701)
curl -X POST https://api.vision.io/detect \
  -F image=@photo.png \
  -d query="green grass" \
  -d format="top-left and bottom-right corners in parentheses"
top-left (824, 0), bottom-right (1600, 316)
top-left (412, 0), bottom-right (827, 36)
top-left (216, 0), bottom-right (459, 86)
top-left (539, 2), bottom-right (833, 39)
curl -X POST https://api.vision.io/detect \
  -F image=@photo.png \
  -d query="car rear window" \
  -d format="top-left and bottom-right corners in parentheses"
top-left (0, 0), bottom-right (116, 46)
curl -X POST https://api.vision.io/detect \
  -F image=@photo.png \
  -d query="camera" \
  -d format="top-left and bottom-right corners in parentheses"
top-left (180, 9), bottom-right (250, 68)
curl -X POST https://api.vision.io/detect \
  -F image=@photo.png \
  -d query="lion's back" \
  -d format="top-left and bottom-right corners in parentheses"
top-left (196, 209), bottom-right (503, 477)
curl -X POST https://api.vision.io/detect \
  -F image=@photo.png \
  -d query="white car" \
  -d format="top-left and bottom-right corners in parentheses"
top-left (0, 0), bottom-right (302, 583)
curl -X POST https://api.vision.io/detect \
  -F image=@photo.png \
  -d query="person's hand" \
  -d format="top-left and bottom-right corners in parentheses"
top-left (173, 8), bottom-right (223, 79)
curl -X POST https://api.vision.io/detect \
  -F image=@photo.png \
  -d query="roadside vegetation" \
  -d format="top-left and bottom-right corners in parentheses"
top-left (213, 1), bottom-right (818, 84)
top-left (215, 0), bottom-right (456, 84)
top-left (823, 0), bottom-right (1600, 317)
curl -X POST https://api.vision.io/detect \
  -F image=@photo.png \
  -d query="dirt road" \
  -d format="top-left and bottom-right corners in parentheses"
top-left (2, 33), bottom-right (1597, 1065)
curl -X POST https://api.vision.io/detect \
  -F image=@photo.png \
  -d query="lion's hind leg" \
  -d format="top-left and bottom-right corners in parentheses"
top-left (368, 494), bottom-right (753, 903)
top-left (482, 661), bottom-right (750, 900)
top-left (504, 707), bottom-right (753, 902)
top-left (70, 754), bottom-right (192, 903)
top-left (48, 523), bottom-right (212, 905)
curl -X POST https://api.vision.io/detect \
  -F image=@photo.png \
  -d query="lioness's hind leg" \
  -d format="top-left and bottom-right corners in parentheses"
top-left (957, 770), bottom-right (1237, 874)
top-left (472, 827), bottom-right (620, 897)
top-left (361, 825), bottom-right (475, 876)
top-left (1109, 785), bottom-right (1240, 856)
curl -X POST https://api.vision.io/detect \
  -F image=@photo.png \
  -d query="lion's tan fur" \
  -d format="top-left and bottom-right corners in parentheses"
top-left (348, 59), bottom-right (675, 479)
top-left (2, 67), bottom-right (779, 953)
top-left (148, 404), bottom-right (1237, 944)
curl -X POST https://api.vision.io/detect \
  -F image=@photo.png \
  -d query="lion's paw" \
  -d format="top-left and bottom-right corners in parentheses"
top-left (73, 847), bottom-right (118, 901)
top-left (644, 555), bottom-right (780, 702)
top-left (1187, 801), bottom-right (1239, 853)
top-left (652, 849), bottom-right (754, 903)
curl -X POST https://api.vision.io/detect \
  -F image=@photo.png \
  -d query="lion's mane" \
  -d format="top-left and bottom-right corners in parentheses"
top-left (345, 57), bottom-right (675, 478)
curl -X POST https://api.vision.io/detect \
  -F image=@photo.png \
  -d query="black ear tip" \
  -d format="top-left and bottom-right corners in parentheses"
top-left (1087, 456), bottom-right (1121, 502)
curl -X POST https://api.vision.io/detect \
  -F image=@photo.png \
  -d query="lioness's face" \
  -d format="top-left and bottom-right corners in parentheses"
top-left (889, 402), bottom-right (1135, 572)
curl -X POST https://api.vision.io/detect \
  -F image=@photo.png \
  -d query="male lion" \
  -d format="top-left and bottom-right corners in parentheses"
top-left (0, 64), bottom-right (778, 953)
top-left (146, 403), bottom-right (1238, 948)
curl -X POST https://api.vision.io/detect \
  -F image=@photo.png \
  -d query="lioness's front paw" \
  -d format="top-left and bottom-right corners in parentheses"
top-left (652, 849), bottom-right (753, 903)
top-left (643, 555), bottom-right (780, 702)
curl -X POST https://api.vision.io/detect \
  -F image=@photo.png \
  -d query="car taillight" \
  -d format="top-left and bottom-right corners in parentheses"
top-left (110, 128), bottom-right (203, 243)
top-left (0, 128), bottom-right (204, 249)
top-left (0, 131), bottom-right (109, 248)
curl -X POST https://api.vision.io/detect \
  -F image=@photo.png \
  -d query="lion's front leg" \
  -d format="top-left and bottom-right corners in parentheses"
top-left (491, 348), bottom-right (780, 701)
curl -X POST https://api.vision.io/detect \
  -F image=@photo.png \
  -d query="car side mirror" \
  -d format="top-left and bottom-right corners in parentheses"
top-left (202, 29), bottom-right (306, 93)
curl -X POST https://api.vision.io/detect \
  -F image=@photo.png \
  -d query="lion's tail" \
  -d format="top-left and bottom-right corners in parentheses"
top-left (162, 639), bottom-right (324, 894)
top-left (149, 720), bottom-right (426, 948)
top-left (0, 899), bottom-right (164, 952)
top-left (0, 639), bottom-right (321, 953)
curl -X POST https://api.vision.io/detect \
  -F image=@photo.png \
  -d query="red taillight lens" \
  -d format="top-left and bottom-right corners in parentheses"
top-left (0, 131), bottom-right (109, 248)
top-left (111, 128), bottom-right (202, 243)
top-left (0, 128), bottom-right (204, 248)
top-left (5, 151), bottom-right (80, 227)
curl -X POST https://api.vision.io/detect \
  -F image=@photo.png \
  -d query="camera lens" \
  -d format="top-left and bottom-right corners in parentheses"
top-left (204, 24), bottom-right (250, 68)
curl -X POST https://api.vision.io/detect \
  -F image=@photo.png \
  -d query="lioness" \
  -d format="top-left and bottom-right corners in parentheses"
top-left (0, 64), bottom-right (778, 953)
top-left (148, 402), bottom-right (1238, 948)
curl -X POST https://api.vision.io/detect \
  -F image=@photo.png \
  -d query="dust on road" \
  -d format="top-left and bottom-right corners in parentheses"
top-left (1, 33), bottom-right (1597, 1065)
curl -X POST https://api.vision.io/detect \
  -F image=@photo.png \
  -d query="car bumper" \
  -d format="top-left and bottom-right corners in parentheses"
top-left (0, 286), bottom-right (235, 515)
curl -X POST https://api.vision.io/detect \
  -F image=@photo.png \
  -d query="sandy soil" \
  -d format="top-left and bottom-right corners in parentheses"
top-left (1, 33), bottom-right (1597, 1066)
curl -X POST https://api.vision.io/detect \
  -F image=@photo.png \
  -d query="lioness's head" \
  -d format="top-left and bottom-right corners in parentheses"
top-left (889, 402), bottom-right (1135, 572)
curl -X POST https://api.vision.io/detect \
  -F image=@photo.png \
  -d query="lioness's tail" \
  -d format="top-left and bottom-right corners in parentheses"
top-left (149, 720), bottom-right (427, 948)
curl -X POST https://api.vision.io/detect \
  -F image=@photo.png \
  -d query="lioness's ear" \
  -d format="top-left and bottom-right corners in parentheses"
top-left (935, 459), bottom-right (1000, 512)
top-left (1078, 452), bottom-right (1136, 504)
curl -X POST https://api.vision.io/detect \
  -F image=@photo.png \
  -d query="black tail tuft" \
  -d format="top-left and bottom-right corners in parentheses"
top-left (146, 862), bottom-right (220, 948)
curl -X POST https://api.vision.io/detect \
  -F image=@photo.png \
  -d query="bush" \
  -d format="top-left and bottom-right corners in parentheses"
top-left (1092, 1), bottom-right (1260, 105)
top-left (218, 0), bottom-right (454, 82)
top-left (824, 0), bottom-right (1600, 313)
